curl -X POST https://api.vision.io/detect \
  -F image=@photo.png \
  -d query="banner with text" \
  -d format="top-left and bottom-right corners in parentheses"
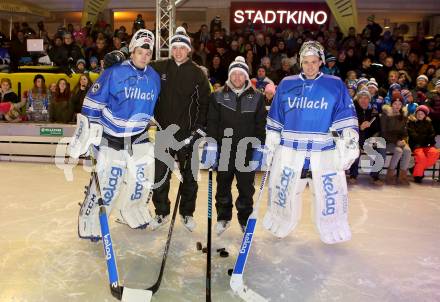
top-left (230, 2), bottom-right (331, 32)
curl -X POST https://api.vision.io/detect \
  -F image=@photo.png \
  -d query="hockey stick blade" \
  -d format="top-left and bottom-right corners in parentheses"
top-left (230, 218), bottom-right (267, 302)
top-left (230, 275), bottom-right (267, 302)
top-left (230, 171), bottom-right (269, 302)
top-left (120, 287), bottom-right (152, 302)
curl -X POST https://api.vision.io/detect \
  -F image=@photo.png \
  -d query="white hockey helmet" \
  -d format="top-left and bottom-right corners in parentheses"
top-left (129, 29), bottom-right (155, 53)
top-left (299, 40), bottom-right (325, 66)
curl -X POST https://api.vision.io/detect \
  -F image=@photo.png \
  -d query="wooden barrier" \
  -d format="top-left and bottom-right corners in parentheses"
top-left (0, 122), bottom-right (75, 163)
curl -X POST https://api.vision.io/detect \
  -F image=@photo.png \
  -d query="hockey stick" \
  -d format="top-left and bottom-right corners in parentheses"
top-left (206, 168), bottom-right (213, 302)
top-left (89, 150), bottom-right (153, 301)
top-left (230, 169), bottom-right (269, 302)
top-left (143, 157), bottom-right (186, 295)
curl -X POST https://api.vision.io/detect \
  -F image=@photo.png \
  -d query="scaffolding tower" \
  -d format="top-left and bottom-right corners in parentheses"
top-left (155, 0), bottom-right (176, 59)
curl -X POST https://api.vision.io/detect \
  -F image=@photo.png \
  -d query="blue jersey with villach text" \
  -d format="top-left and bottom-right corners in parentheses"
top-left (267, 72), bottom-right (358, 153)
top-left (82, 60), bottom-right (160, 137)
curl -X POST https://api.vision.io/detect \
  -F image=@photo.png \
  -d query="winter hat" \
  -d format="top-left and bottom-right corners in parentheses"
top-left (416, 74), bottom-right (429, 82)
top-left (325, 54), bottom-right (336, 62)
top-left (367, 15), bottom-right (375, 22)
top-left (415, 105), bottom-right (430, 115)
top-left (435, 79), bottom-right (440, 89)
top-left (357, 77), bottom-right (369, 87)
top-left (356, 88), bottom-right (371, 100)
top-left (76, 58), bottom-right (86, 66)
top-left (170, 26), bottom-right (191, 51)
top-left (367, 78), bottom-right (379, 90)
top-left (89, 56), bottom-right (98, 63)
top-left (347, 79), bottom-right (357, 90)
top-left (389, 83), bottom-right (401, 91)
top-left (228, 56), bottom-right (249, 80)
top-left (401, 89), bottom-right (411, 100)
top-left (265, 83), bottom-right (276, 95)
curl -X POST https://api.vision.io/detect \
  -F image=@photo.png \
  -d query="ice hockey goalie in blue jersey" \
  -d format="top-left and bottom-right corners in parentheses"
top-left (262, 41), bottom-right (359, 244)
top-left (68, 29), bottom-right (161, 241)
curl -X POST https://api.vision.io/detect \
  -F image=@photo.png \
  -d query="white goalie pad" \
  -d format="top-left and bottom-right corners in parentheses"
top-left (78, 146), bottom-right (126, 240)
top-left (117, 142), bottom-right (155, 229)
top-left (310, 169), bottom-right (351, 244)
top-left (68, 113), bottom-right (103, 159)
top-left (263, 146), bottom-right (308, 238)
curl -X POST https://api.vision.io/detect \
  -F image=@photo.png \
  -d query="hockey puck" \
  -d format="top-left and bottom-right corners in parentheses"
top-left (216, 247), bottom-right (225, 252)
top-left (219, 250), bottom-right (229, 258)
top-left (196, 242), bottom-right (202, 251)
top-left (227, 268), bottom-right (233, 276)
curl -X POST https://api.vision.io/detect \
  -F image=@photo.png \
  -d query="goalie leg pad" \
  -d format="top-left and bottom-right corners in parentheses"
top-left (118, 142), bottom-right (155, 229)
top-left (78, 146), bottom-right (126, 240)
top-left (263, 146), bottom-right (308, 238)
top-left (310, 169), bottom-right (351, 244)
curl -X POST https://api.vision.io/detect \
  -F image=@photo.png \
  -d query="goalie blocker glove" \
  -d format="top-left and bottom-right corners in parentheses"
top-left (68, 113), bottom-right (103, 159)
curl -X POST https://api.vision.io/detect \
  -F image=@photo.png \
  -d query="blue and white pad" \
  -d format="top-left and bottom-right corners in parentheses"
top-left (262, 146), bottom-right (308, 238)
top-left (117, 142), bottom-right (155, 229)
top-left (78, 146), bottom-right (126, 240)
top-left (310, 169), bottom-right (351, 244)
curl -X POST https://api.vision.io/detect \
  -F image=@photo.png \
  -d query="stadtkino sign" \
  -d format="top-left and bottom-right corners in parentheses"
top-left (230, 2), bottom-right (330, 31)
top-left (234, 10), bottom-right (327, 25)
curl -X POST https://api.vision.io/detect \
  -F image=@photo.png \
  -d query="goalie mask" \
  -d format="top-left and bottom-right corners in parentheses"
top-left (299, 41), bottom-right (325, 66)
top-left (129, 29), bottom-right (155, 53)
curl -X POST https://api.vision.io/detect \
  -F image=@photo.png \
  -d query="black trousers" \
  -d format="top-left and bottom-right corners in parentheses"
top-left (215, 149), bottom-right (255, 226)
top-left (152, 147), bottom-right (198, 217)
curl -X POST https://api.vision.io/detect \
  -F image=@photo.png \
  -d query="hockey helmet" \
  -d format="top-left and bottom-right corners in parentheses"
top-left (299, 40), bottom-right (325, 66)
top-left (129, 29), bottom-right (155, 53)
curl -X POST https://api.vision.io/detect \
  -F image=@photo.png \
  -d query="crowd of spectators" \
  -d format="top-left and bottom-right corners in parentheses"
top-left (0, 14), bottom-right (439, 182)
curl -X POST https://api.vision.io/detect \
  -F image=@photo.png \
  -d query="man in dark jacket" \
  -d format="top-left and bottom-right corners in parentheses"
top-left (61, 32), bottom-right (84, 72)
top-left (149, 27), bottom-right (211, 232)
top-left (348, 89), bottom-right (385, 185)
top-left (10, 30), bottom-right (29, 71)
top-left (202, 56), bottom-right (267, 235)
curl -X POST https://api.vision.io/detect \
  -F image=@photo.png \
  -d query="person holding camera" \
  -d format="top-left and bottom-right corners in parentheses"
top-left (133, 14), bottom-right (145, 31)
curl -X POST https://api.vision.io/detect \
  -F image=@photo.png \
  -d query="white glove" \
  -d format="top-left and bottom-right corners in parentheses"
top-left (333, 128), bottom-right (359, 170)
top-left (28, 106), bottom-right (34, 112)
top-left (68, 113), bottom-right (103, 159)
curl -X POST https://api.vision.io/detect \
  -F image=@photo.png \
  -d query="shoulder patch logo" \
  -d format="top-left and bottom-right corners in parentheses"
top-left (91, 83), bottom-right (100, 93)
top-left (161, 74), bottom-right (167, 81)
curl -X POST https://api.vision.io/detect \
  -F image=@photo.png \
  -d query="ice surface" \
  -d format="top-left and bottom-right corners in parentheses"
top-left (1, 162), bottom-right (440, 302)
